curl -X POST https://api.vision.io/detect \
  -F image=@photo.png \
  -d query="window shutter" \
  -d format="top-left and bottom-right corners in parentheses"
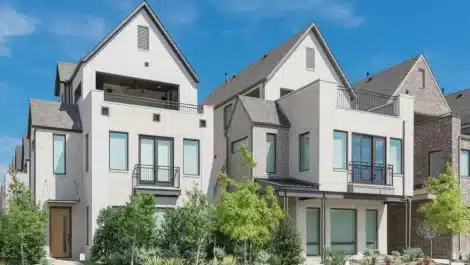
top-left (306, 47), bottom-right (315, 70)
top-left (138, 26), bottom-right (149, 50)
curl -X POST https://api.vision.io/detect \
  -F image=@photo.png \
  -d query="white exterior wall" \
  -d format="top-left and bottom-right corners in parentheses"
top-left (277, 80), bottom-right (414, 197)
top-left (80, 9), bottom-right (197, 105)
top-left (252, 126), bottom-right (289, 178)
top-left (296, 198), bottom-right (387, 264)
top-left (264, 31), bottom-right (344, 100)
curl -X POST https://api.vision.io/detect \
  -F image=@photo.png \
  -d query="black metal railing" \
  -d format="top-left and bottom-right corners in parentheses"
top-left (348, 161), bottom-right (393, 186)
top-left (132, 164), bottom-right (180, 188)
top-left (104, 93), bottom-right (204, 114)
top-left (337, 88), bottom-right (398, 116)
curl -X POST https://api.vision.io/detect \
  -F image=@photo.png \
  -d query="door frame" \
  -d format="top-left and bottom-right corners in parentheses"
top-left (138, 135), bottom-right (175, 184)
top-left (49, 206), bottom-right (72, 259)
top-left (351, 133), bottom-right (387, 184)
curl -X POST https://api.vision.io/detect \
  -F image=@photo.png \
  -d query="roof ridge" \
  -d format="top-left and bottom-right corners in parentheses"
top-left (445, 88), bottom-right (470, 97)
top-left (355, 54), bottom-right (421, 84)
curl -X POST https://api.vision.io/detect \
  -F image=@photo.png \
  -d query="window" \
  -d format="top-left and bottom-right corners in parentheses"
top-left (306, 47), bottom-right (315, 70)
top-left (352, 134), bottom-right (386, 184)
top-left (231, 137), bottom-right (247, 153)
top-left (53, 134), bottom-right (66, 174)
top-left (390, 139), bottom-right (402, 174)
top-left (244, 88), bottom-right (260, 98)
top-left (266, 134), bottom-right (276, 174)
top-left (280, 88), bottom-right (293, 97)
top-left (153, 113), bottom-right (160, 122)
top-left (86, 206), bottom-right (89, 245)
top-left (138, 25), bottom-right (149, 50)
top-left (155, 208), bottom-right (167, 230)
top-left (306, 208), bottom-right (320, 256)
top-left (366, 210), bottom-right (378, 249)
top-left (224, 104), bottom-right (233, 127)
top-left (74, 83), bottom-right (82, 103)
top-left (85, 133), bottom-right (89, 172)
top-left (461, 150), bottom-right (470, 177)
top-left (199, 119), bottom-right (206, 128)
top-left (184, 139), bottom-right (200, 175)
top-left (429, 150), bottom-right (445, 177)
top-left (418, 68), bottom-right (425, 88)
top-left (334, 131), bottom-right (347, 169)
top-left (101, 106), bottom-right (109, 116)
top-left (299, 132), bottom-right (310, 171)
top-left (109, 132), bottom-right (128, 171)
top-left (330, 209), bottom-right (356, 254)
top-left (139, 136), bottom-right (174, 183)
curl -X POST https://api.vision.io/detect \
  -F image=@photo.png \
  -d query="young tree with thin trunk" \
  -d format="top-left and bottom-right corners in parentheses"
top-left (212, 146), bottom-right (285, 265)
top-left (419, 164), bottom-right (470, 264)
top-left (416, 221), bottom-right (439, 259)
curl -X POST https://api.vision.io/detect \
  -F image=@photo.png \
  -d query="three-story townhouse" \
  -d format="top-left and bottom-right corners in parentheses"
top-left (24, 1), bottom-right (213, 260)
top-left (204, 22), bottom-right (415, 263)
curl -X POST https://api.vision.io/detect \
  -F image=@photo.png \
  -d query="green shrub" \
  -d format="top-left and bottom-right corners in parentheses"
top-left (268, 219), bottom-right (305, 265)
top-left (322, 249), bottom-right (349, 265)
top-left (401, 248), bottom-right (424, 262)
top-left (219, 256), bottom-right (238, 265)
top-left (0, 178), bottom-right (47, 265)
top-left (90, 194), bottom-right (157, 263)
top-left (363, 249), bottom-right (382, 265)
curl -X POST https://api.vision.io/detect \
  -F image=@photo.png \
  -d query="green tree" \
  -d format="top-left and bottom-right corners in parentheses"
top-left (90, 193), bottom-right (157, 264)
top-left (158, 187), bottom-right (212, 264)
top-left (213, 146), bottom-right (285, 265)
top-left (419, 164), bottom-right (470, 263)
top-left (0, 176), bottom-right (47, 265)
top-left (268, 219), bottom-right (305, 265)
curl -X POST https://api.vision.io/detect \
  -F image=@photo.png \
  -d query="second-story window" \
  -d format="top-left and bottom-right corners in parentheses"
top-left (429, 150), bottom-right (444, 177)
top-left (418, 68), bottom-right (425, 88)
top-left (390, 139), bottom-right (402, 174)
top-left (184, 139), bottom-right (200, 175)
top-left (224, 103), bottom-right (233, 128)
top-left (461, 150), bottom-right (470, 177)
top-left (333, 131), bottom-right (347, 169)
top-left (74, 83), bottom-right (82, 104)
top-left (299, 132), bottom-right (310, 171)
top-left (138, 25), bottom-right (149, 50)
top-left (231, 137), bottom-right (247, 153)
top-left (109, 131), bottom-right (128, 171)
top-left (306, 47), bottom-right (315, 70)
top-left (266, 133), bottom-right (276, 174)
top-left (53, 134), bottom-right (66, 174)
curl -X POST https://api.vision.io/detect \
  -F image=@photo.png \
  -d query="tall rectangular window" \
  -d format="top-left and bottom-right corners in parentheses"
top-left (331, 209), bottom-right (356, 254)
top-left (53, 134), bottom-right (66, 174)
top-left (74, 83), bottom-right (82, 103)
top-left (429, 150), bottom-right (445, 177)
top-left (266, 134), bottom-right (276, 174)
top-left (109, 132), bottom-right (128, 171)
top-left (306, 208), bottom-right (320, 256)
top-left (306, 47), bottom-right (315, 70)
top-left (461, 150), bottom-right (470, 177)
top-left (224, 104), bottom-right (233, 127)
top-left (155, 208), bottom-right (167, 230)
top-left (366, 210), bottom-right (378, 249)
top-left (299, 132), bottom-right (310, 171)
top-left (390, 139), bottom-right (402, 174)
top-left (334, 131), bottom-right (347, 169)
top-left (184, 139), bottom-right (200, 175)
top-left (86, 206), bottom-right (89, 245)
top-left (137, 25), bottom-right (149, 50)
top-left (418, 68), bottom-right (425, 88)
top-left (85, 133), bottom-right (89, 172)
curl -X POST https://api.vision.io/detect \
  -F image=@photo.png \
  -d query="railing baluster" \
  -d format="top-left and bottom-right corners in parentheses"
top-left (134, 164), bottom-right (180, 188)
top-left (348, 161), bottom-right (393, 186)
top-left (337, 87), bottom-right (398, 116)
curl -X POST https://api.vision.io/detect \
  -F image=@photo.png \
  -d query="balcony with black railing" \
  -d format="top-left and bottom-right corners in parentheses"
top-left (348, 161), bottom-right (393, 186)
top-left (132, 164), bottom-right (180, 191)
top-left (337, 87), bottom-right (398, 116)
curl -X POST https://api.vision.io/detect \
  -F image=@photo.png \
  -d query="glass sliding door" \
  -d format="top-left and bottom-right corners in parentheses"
top-left (139, 136), bottom-right (174, 185)
top-left (352, 134), bottom-right (386, 184)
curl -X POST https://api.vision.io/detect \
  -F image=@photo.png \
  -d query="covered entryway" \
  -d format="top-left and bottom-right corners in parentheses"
top-left (50, 207), bottom-right (72, 258)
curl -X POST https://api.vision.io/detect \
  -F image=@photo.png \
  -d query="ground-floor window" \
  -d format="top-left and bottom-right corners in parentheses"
top-left (330, 209), bottom-right (356, 254)
top-left (306, 208), bottom-right (320, 256)
top-left (155, 208), bottom-right (167, 230)
top-left (366, 210), bottom-right (378, 249)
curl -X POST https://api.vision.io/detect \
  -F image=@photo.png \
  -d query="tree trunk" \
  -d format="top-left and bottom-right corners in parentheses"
top-left (196, 241), bottom-right (201, 265)
top-left (430, 239), bottom-right (433, 260)
top-left (449, 242), bottom-right (453, 265)
top-left (244, 241), bottom-right (247, 265)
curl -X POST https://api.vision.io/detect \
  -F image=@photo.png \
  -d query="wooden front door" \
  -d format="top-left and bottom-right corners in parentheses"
top-left (50, 207), bottom-right (71, 258)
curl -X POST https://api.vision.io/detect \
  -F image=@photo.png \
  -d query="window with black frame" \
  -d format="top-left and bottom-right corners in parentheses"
top-left (351, 134), bottom-right (386, 185)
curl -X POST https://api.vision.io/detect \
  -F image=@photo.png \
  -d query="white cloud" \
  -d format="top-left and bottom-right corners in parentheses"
top-left (213, 0), bottom-right (364, 28)
top-left (0, 6), bottom-right (39, 56)
top-left (48, 15), bottom-right (107, 41)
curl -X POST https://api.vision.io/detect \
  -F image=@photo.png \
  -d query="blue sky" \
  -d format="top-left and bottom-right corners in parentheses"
top-left (0, 0), bottom-right (470, 179)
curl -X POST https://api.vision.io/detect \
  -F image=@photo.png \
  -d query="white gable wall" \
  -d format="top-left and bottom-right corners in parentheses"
top-left (264, 31), bottom-right (344, 100)
top-left (81, 9), bottom-right (197, 105)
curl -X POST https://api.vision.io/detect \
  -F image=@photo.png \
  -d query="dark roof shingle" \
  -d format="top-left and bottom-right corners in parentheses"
top-left (238, 96), bottom-right (290, 127)
top-left (30, 99), bottom-right (82, 131)
top-left (446, 89), bottom-right (470, 125)
top-left (353, 55), bottom-right (420, 95)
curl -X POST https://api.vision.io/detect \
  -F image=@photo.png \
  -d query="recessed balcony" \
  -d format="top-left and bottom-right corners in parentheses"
top-left (337, 87), bottom-right (398, 116)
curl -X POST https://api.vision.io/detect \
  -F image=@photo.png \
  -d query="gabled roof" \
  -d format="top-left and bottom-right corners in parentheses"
top-left (237, 96), bottom-right (290, 127)
top-left (446, 88), bottom-right (470, 125)
top-left (55, 1), bottom-right (199, 96)
top-left (204, 22), bottom-right (351, 107)
top-left (57, 62), bottom-right (77, 82)
top-left (353, 55), bottom-right (420, 95)
top-left (29, 99), bottom-right (82, 132)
